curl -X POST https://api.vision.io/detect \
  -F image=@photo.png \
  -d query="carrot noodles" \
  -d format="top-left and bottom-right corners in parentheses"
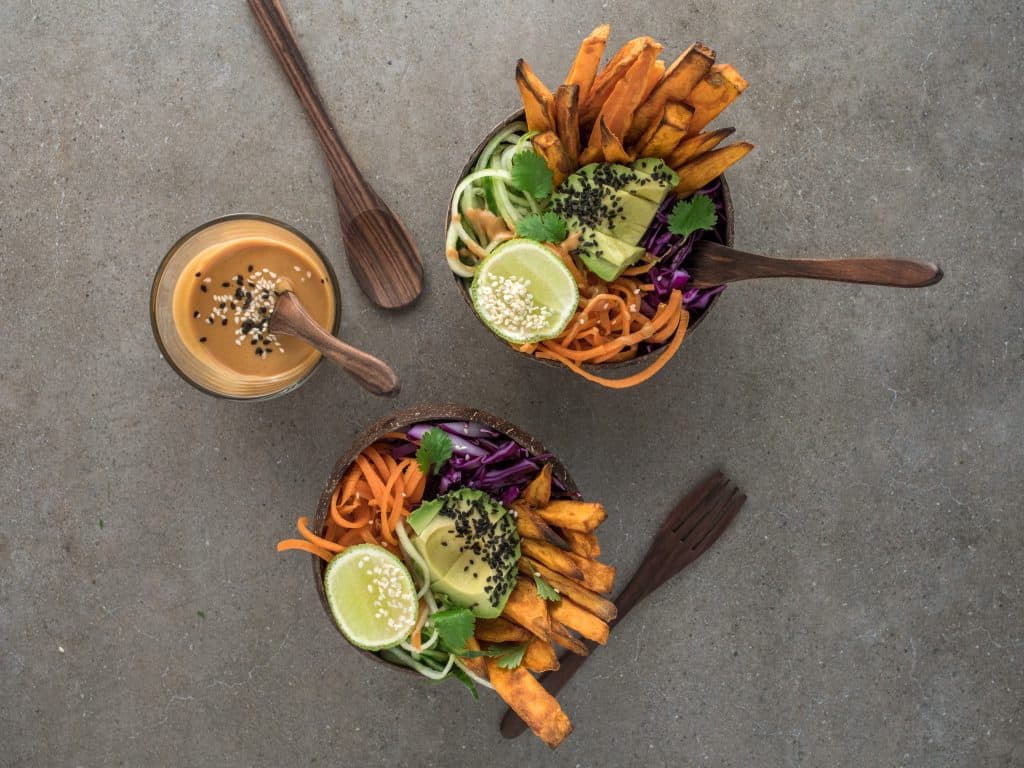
top-left (517, 242), bottom-right (689, 387)
top-left (277, 437), bottom-right (426, 560)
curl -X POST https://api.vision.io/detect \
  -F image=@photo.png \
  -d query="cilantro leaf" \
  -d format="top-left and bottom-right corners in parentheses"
top-left (449, 665), bottom-right (479, 700)
top-left (415, 428), bottom-right (453, 476)
top-left (666, 194), bottom-right (718, 238)
top-left (495, 643), bottom-right (529, 670)
top-left (430, 607), bottom-right (475, 653)
top-left (516, 212), bottom-right (568, 243)
top-left (533, 572), bottom-right (561, 602)
top-left (407, 498), bottom-right (443, 535)
top-left (457, 648), bottom-right (505, 659)
top-left (509, 151), bottom-right (554, 200)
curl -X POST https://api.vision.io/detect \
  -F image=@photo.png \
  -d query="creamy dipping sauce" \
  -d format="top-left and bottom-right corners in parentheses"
top-left (171, 233), bottom-right (336, 381)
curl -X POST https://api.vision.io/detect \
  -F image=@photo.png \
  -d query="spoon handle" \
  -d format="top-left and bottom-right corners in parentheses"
top-left (247, 0), bottom-right (376, 224)
top-left (692, 242), bottom-right (943, 288)
top-left (272, 293), bottom-right (400, 397)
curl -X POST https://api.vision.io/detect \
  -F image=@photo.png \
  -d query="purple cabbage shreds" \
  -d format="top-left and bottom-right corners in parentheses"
top-left (390, 441), bottom-right (418, 460)
top-left (500, 486), bottom-right (521, 507)
top-left (437, 421), bottom-right (501, 439)
top-left (639, 180), bottom-right (729, 327)
top-left (404, 421), bottom-right (567, 504)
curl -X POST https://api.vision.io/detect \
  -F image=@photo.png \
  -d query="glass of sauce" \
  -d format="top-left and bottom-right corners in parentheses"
top-left (151, 215), bottom-right (340, 400)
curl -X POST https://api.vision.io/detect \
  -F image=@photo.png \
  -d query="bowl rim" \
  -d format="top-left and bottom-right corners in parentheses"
top-left (149, 212), bottom-right (342, 401)
top-left (447, 108), bottom-right (734, 373)
top-left (310, 403), bottom-right (580, 674)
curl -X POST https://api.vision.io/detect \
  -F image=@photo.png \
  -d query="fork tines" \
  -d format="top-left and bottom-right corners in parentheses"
top-left (650, 471), bottom-right (746, 585)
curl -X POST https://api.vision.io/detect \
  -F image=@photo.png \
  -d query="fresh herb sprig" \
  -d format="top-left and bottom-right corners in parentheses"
top-left (415, 428), bottom-right (454, 476)
top-left (533, 572), bottom-right (561, 602)
top-left (516, 212), bottom-right (568, 243)
top-left (509, 151), bottom-right (554, 200)
top-left (666, 194), bottom-right (717, 238)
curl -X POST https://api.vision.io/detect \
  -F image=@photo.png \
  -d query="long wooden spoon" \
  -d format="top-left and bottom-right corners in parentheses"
top-left (687, 241), bottom-right (943, 289)
top-left (248, 0), bottom-right (423, 308)
top-left (268, 287), bottom-right (400, 397)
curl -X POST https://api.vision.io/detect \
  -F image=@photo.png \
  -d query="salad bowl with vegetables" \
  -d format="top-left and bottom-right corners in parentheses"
top-left (276, 405), bottom-right (617, 748)
top-left (446, 25), bottom-right (751, 388)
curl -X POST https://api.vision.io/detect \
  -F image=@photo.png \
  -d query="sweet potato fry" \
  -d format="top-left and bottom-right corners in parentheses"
top-left (476, 617), bottom-right (532, 644)
top-left (550, 619), bottom-right (589, 656)
top-left (626, 42), bottom-right (715, 144)
top-left (461, 635), bottom-right (488, 677)
top-left (487, 659), bottom-right (573, 748)
top-left (586, 44), bottom-right (661, 153)
top-left (513, 502), bottom-right (564, 546)
top-left (637, 102), bottom-right (693, 159)
top-left (520, 558), bottom-right (617, 622)
top-left (523, 636), bottom-right (560, 673)
top-left (685, 63), bottom-right (748, 135)
top-left (599, 117), bottom-right (632, 163)
top-left (561, 529), bottom-right (601, 558)
top-left (522, 464), bottom-right (553, 509)
top-left (564, 23), bottom-right (610, 102)
top-left (516, 58), bottom-right (554, 132)
top-left (550, 598), bottom-right (610, 645)
top-left (578, 145), bottom-right (602, 165)
top-left (521, 538), bottom-right (615, 593)
top-left (502, 577), bottom-right (551, 640)
top-left (535, 500), bottom-right (606, 532)
top-left (673, 141), bottom-right (754, 198)
top-left (581, 37), bottom-right (661, 126)
top-left (553, 85), bottom-right (581, 168)
top-left (666, 127), bottom-right (735, 168)
top-left (531, 130), bottom-right (573, 187)
top-left (521, 538), bottom-right (584, 581)
top-left (640, 59), bottom-right (666, 102)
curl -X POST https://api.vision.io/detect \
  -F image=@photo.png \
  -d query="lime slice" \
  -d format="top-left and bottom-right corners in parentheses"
top-left (470, 238), bottom-right (579, 344)
top-left (323, 544), bottom-right (418, 651)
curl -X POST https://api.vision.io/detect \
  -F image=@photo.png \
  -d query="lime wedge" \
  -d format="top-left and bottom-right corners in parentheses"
top-left (323, 544), bottom-right (418, 651)
top-left (470, 238), bottom-right (579, 344)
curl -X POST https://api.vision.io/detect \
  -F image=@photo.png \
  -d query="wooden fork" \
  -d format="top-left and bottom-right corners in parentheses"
top-left (499, 471), bottom-right (746, 738)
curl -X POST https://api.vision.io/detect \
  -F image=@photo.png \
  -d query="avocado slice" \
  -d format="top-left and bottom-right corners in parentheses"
top-left (577, 228), bottom-right (645, 275)
top-left (576, 161), bottom-right (671, 204)
top-left (411, 488), bottom-right (520, 618)
top-left (631, 157), bottom-right (680, 189)
top-left (552, 185), bottom-right (658, 246)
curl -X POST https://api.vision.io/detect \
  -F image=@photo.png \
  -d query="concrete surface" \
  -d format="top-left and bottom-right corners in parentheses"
top-left (2, 0), bottom-right (1021, 765)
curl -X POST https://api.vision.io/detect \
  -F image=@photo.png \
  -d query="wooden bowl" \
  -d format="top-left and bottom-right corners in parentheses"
top-left (310, 404), bottom-right (579, 673)
top-left (447, 109), bottom-right (734, 374)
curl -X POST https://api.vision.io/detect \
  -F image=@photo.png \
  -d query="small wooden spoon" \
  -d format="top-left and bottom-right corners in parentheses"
top-left (269, 286), bottom-right (400, 397)
top-left (688, 241), bottom-right (943, 289)
top-left (248, 0), bottom-right (423, 309)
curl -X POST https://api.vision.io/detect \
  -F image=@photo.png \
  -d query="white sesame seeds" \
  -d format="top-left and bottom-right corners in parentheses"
top-left (475, 273), bottom-right (553, 337)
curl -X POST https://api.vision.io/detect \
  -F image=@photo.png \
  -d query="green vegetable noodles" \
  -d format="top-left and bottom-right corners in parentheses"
top-left (446, 123), bottom-right (551, 278)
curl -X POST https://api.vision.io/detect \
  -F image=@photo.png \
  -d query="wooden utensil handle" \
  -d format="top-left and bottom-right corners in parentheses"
top-left (699, 244), bottom-right (943, 288)
top-left (296, 323), bottom-right (400, 398)
top-left (247, 0), bottom-right (376, 222)
top-left (272, 293), bottom-right (399, 397)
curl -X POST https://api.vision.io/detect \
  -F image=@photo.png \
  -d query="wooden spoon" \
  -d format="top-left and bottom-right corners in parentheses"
top-left (687, 241), bottom-right (943, 289)
top-left (268, 285), bottom-right (400, 397)
top-left (248, 0), bottom-right (423, 309)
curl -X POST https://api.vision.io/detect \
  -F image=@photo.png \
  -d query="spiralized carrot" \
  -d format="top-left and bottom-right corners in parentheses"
top-left (534, 302), bottom-right (689, 388)
top-left (276, 539), bottom-right (333, 562)
top-left (277, 438), bottom-right (427, 560)
top-left (518, 241), bottom-right (690, 388)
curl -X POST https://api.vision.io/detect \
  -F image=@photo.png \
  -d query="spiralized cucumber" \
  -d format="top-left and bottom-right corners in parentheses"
top-left (445, 123), bottom-right (544, 276)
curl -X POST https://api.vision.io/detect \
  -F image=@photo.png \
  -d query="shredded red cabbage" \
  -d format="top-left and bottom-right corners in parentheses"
top-left (637, 181), bottom-right (728, 350)
top-left (394, 421), bottom-right (574, 506)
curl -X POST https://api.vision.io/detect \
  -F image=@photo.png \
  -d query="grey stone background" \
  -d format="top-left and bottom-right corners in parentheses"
top-left (2, 0), bottom-right (1021, 765)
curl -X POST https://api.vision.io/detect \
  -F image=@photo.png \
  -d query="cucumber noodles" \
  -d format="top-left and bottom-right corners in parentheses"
top-left (393, 521), bottom-right (464, 681)
top-left (446, 122), bottom-right (543, 278)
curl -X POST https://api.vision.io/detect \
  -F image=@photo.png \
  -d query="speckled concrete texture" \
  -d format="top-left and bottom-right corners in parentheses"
top-left (1, 1), bottom-right (1021, 766)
